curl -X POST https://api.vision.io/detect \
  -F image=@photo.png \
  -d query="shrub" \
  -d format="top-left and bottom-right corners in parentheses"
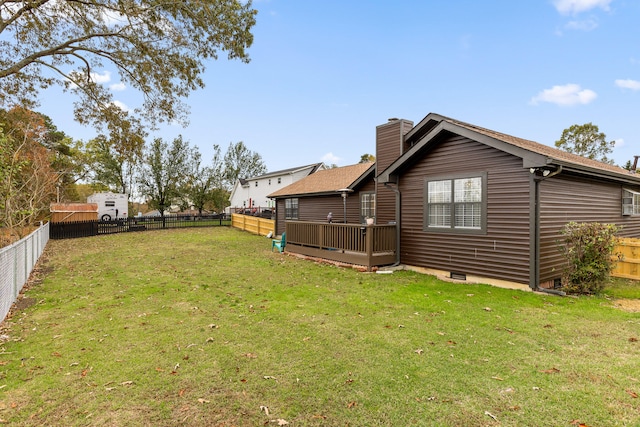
top-left (558, 222), bottom-right (622, 294)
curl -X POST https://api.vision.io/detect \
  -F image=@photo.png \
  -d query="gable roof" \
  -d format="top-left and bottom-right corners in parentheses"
top-left (378, 113), bottom-right (640, 185)
top-left (246, 162), bottom-right (325, 181)
top-left (268, 163), bottom-right (374, 198)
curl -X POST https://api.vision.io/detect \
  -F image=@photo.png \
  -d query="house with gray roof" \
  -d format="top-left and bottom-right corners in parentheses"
top-left (227, 163), bottom-right (325, 215)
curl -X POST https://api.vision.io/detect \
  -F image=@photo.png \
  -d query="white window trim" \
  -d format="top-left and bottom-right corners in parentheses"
top-left (622, 188), bottom-right (640, 216)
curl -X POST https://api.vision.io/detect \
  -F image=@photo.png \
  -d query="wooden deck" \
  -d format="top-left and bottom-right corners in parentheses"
top-left (284, 221), bottom-right (397, 270)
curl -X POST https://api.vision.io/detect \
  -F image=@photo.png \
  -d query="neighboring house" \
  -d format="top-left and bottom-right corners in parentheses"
top-left (268, 162), bottom-right (376, 231)
top-left (227, 163), bottom-right (325, 214)
top-left (271, 112), bottom-right (640, 290)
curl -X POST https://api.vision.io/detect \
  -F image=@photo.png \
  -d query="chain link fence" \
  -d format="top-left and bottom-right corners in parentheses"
top-left (0, 222), bottom-right (49, 323)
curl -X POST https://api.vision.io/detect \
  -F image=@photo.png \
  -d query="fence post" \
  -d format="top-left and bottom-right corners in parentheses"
top-left (13, 242), bottom-right (18, 299)
top-left (24, 237), bottom-right (28, 286)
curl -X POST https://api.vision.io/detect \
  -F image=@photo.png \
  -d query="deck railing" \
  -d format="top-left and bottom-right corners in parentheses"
top-left (284, 221), bottom-right (397, 270)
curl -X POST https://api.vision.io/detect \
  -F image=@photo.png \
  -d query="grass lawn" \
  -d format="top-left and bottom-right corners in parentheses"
top-left (1, 227), bottom-right (639, 426)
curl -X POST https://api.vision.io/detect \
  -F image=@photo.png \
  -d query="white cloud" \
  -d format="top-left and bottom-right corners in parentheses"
top-left (614, 138), bottom-right (624, 148)
top-left (112, 100), bottom-right (130, 112)
top-left (90, 70), bottom-right (111, 84)
top-left (553, 0), bottom-right (612, 15)
top-left (565, 19), bottom-right (598, 31)
top-left (321, 152), bottom-right (342, 165)
top-left (530, 84), bottom-right (597, 106)
top-left (110, 82), bottom-right (126, 91)
top-left (615, 79), bottom-right (640, 90)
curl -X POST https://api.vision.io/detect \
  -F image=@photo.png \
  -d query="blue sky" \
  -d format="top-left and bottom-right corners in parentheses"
top-left (40, 0), bottom-right (640, 171)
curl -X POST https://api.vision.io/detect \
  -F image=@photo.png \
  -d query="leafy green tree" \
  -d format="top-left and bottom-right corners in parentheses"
top-left (622, 156), bottom-right (640, 173)
top-left (138, 136), bottom-right (191, 219)
top-left (87, 120), bottom-right (146, 196)
top-left (0, 1), bottom-right (257, 132)
top-left (209, 187), bottom-right (231, 214)
top-left (36, 115), bottom-right (91, 202)
top-left (555, 123), bottom-right (615, 164)
top-left (221, 141), bottom-right (267, 190)
top-left (182, 147), bottom-right (216, 215)
top-left (359, 153), bottom-right (375, 163)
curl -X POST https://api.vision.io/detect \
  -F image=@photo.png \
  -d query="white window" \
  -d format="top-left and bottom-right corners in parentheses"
top-left (360, 192), bottom-right (375, 222)
top-left (622, 189), bottom-right (640, 215)
top-left (285, 198), bottom-right (298, 219)
top-left (425, 174), bottom-right (485, 232)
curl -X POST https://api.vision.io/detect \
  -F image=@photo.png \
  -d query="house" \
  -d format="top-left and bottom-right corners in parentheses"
top-left (268, 162), bottom-right (376, 230)
top-left (270, 113), bottom-right (640, 290)
top-left (227, 163), bottom-right (326, 214)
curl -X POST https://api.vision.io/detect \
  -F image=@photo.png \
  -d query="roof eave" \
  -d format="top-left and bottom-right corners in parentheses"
top-left (550, 161), bottom-right (640, 185)
top-left (378, 120), bottom-right (548, 183)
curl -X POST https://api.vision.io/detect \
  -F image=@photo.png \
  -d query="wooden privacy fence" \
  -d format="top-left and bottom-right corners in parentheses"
top-left (231, 214), bottom-right (275, 237)
top-left (284, 221), bottom-right (397, 270)
top-left (612, 238), bottom-right (640, 280)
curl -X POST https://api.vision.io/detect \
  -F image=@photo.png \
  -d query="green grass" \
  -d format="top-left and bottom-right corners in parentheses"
top-left (606, 277), bottom-right (640, 299)
top-left (1, 227), bottom-right (639, 426)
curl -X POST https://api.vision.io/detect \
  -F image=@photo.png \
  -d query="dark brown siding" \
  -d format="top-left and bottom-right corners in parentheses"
top-left (376, 119), bottom-right (413, 174)
top-left (398, 135), bottom-right (532, 284)
top-left (376, 182), bottom-right (396, 225)
top-left (539, 175), bottom-right (640, 283)
top-left (375, 119), bottom-right (412, 223)
top-left (274, 188), bottom-right (374, 234)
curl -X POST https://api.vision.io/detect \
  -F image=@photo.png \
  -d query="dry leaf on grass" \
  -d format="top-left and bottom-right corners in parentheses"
top-left (626, 389), bottom-right (638, 398)
top-left (260, 405), bottom-right (270, 415)
top-left (197, 398), bottom-right (210, 404)
top-left (540, 367), bottom-right (560, 374)
top-left (485, 411), bottom-right (498, 421)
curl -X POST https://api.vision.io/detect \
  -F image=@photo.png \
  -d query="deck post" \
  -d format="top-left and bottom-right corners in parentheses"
top-left (365, 225), bottom-right (373, 271)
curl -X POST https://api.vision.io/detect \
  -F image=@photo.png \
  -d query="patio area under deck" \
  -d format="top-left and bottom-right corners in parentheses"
top-left (284, 221), bottom-right (397, 271)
